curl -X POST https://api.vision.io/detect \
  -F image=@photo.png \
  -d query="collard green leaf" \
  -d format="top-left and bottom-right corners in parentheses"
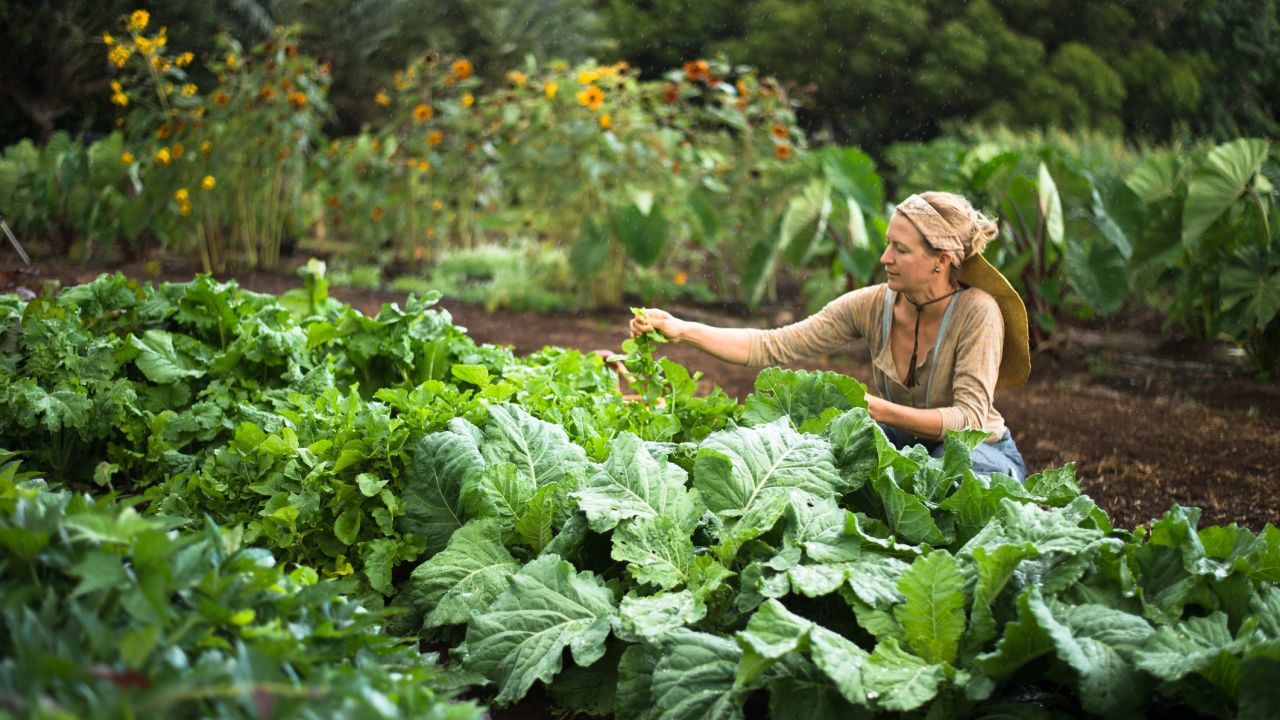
top-left (408, 518), bottom-right (519, 629)
top-left (862, 638), bottom-right (946, 712)
top-left (461, 554), bottom-right (616, 706)
top-left (843, 549), bottom-right (911, 609)
top-left (1134, 612), bottom-right (1239, 683)
top-left (1240, 640), bottom-right (1280, 720)
top-left (572, 433), bottom-right (698, 533)
top-left (618, 591), bottom-right (703, 643)
top-left (480, 404), bottom-right (588, 491)
top-left (809, 624), bottom-right (872, 707)
top-left (463, 461), bottom-right (532, 529)
top-left (741, 368), bottom-right (866, 435)
top-left (401, 429), bottom-right (479, 556)
top-left (894, 550), bottom-right (966, 665)
top-left (515, 482), bottom-right (561, 553)
top-left (652, 628), bottom-right (745, 720)
top-left (612, 516), bottom-right (696, 590)
top-left (693, 418), bottom-right (841, 519)
top-left (824, 408), bottom-right (880, 493)
top-left (616, 643), bottom-right (662, 720)
top-left (766, 654), bottom-right (867, 720)
top-left (873, 474), bottom-right (947, 547)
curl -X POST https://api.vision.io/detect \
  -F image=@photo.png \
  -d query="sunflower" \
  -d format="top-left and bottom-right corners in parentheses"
top-left (545, 82), bottom-right (558, 99)
top-left (413, 103), bottom-right (434, 121)
top-left (374, 89), bottom-right (391, 107)
top-left (426, 130), bottom-right (443, 146)
top-left (576, 86), bottom-right (604, 110)
top-left (774, 143), bottom-right (792, 160)
top-left (288, 91), bottom-right (307, 109)
top-left (259, 85), bottom-right (277, 101)
top-left (174, 188), bottom-right (189, 202)
top-left (213, 90), bottom-right (230, 107)
top-left (120, 151), bottom-right (135, 165)
top-left (598, 113), bottom-right (612, 129)
top-left (108, 44), bottom-right (131, 68)
top-left (202, 175), bottom-right (216, 190)
top-left (451, 59), bottom-right (473, 79)
top-left (155, 148), bottom-right (171, 166)
top-left (462, 92), bottom-right (474, 108)
top-left (770, 123), bottom-right (788, 139)
top-left (683, 59), bottom-right (711, 83)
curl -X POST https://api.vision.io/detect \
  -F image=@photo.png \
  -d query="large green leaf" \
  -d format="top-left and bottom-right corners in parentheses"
top-left (1182, 138), bottom-right (1271, 248)
top-left (614, 202), bottom-right (668, 267)
top-left (1063, 234), bottom-right (1129, 316)
top-left (820, 146), bottom-right (883, 211)
top-left (741, 368), bottom-right (866, 435)
top-left (1220, 247), bottom-right (1280, 328)
top-left (1126, 151), bottom-right (1183, 203)
top-left (618, 591), bottom-right (703, 643)
top-left (461, 554), bottom-right (616, 706)
top-left (571, 433), bottom-right (698, 533)
top-left (401, 428), bottom-right (479, 556)
top-left (894, 550), bottom-right (966, 664)
top-left (129, 330), bottom-right (205, 384)
top-left (480, 404), bottom-right (587, 491)
top-left (1134, 612), bottom-right (1241, 684)
top-left (780, 178), bottom-right (833, 267)
top-left (612, 516), bottom-right (696, 590)
top-left (862, 638), bottom-right (946, 712)
top-left (407, 518), bottom-right (519, 629)
top-left (692, 418), bottom-right (841, 520)
top-left (1038, 163), bottom-right (1064, 247)
top-left (652, 629), bottom-right (745, 720)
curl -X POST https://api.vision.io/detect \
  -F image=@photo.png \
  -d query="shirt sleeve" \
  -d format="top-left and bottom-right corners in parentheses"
top-left (745, 286), bottom-right (880, 367)
top-left (936, 292), bottom-right (1003, 435)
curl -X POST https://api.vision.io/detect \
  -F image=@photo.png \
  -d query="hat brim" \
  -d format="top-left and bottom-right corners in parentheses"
top-left (956, 253), bottom-right (1031, 389)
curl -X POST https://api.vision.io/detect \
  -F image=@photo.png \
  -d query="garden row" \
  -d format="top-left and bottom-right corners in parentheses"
top-left (0, 11), bottom-right (1278, 372)
top-left (2, 272), bottom-right (1279, 718)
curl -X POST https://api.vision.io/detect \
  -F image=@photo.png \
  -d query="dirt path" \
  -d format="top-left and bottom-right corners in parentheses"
top-left (26, 262), bottom-right (1280, 532)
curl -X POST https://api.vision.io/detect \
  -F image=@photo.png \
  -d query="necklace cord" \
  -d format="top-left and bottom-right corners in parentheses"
top-left (903, 288), bottom-right (961, 387)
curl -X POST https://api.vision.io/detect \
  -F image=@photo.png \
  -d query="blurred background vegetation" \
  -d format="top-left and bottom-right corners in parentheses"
top-left (2, 0), bottom-right (1276, 147)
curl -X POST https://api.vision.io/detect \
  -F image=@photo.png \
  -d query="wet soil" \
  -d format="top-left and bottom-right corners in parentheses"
top-left (22, 259), bottom-right (1280, 533)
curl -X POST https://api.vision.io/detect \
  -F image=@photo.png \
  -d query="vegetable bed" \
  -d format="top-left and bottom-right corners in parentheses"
top-left (2, 270), bottom-right (1279, 719)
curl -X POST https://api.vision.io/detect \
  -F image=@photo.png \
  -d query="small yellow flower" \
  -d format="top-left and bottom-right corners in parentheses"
top-left (506, 70), bottom-right (528, 87)
top-left (259, 85), bottom-right (277, 101)
top-left (155, 148), bottom-right (171, 166)
top-left (176, 52), bottom-right (194, 67)
top-left (576, 86), bottom-right (604, 110)
top-left (451, 59), bottom-right (473, 79)
top-left (171, 143), bottom-right (185, 160)
top-left (181, 83), bottom-right (197, 97)
top-left (120, 151), bottom-right (135, 165)
top-left (413, 103), bottom-right (433, 121)
top-left (462, 92), bottom-right (474, 108)
top-left (598, 113), bottom-right (612, 129)
top-left (127, 9), bottom-right (149, 32)
top-left (178, 200), bottom-right (192, 217)
top-left (225, 52), bottom-right (238, 68)
top-left (102, 32), bottom-right (115, 46)
top-left (374, 89), bottom-right (391, 107)
top-left (111, 92), bottom-right (129, 107)
top-left (371, 206), bottom-right (385, 221)
top-left (774, 143), bottom-right (792, 160)
top-left (213, 90), bottom-right (230, 106)
top-left (417, 159), bottom-right (430, 172)
top-left (674, 271), bottom-right (688, 286)
top-left (110, 80), bottom-right (123, 93)
top-left (288, 90), bottom-right (307, 108)
top-left (578, 69), bottom-right (599, 85)
top-left (426, 130), bottom-right (443, 146)
top-left (545, 82), bottom-right (558, 99)
top-left (200, 141), bottom-right (212, 159)
top-left (432, 199), bottom-right (444, 211)
top-left (135, 35), bottom-right (155, 56)
top-left (201, 175), bottom-right (215, 190)
top-left (108, 44), bottom-right (131, 68)
top-left (174, 188), bottom-right (189, 202)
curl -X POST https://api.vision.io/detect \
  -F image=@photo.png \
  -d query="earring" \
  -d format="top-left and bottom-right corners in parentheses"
top-left (932, 266), bottom-right (941, 273)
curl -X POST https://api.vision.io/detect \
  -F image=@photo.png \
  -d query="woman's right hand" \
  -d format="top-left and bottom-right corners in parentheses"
top-left (630, 308), bottom-right (687, 342)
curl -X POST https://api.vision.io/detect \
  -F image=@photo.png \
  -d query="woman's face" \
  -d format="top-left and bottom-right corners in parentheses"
top-left (881, 213), bottom-right (940, 294)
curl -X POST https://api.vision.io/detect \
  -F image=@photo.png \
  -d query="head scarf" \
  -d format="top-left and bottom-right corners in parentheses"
top-left (894, 194), bottom-right (969, 260)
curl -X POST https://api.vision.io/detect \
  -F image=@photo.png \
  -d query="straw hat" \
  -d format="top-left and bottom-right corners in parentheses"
top-left (896, 193), bottom-right (1031, 389)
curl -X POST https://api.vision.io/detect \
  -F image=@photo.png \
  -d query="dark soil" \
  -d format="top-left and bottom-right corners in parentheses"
top-left (21, 258), bottom-right (1280, 533)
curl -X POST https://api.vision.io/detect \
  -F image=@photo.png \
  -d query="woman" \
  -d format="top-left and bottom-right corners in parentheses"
top-left (629, 191), bottom-right (1031, 480)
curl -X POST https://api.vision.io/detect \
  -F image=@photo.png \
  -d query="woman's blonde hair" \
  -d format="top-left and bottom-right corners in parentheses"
top-left (917, 191), bottom-right (999, 260)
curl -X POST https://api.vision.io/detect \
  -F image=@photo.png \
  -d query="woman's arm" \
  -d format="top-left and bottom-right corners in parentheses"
top-left (630, 310), bottom-right (752, 365)
top-left (866, 395), bottom-right (945, 439)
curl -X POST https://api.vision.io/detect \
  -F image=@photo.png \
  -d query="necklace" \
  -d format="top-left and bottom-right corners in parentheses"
top-left (901, 288), bottom-right (962, 388)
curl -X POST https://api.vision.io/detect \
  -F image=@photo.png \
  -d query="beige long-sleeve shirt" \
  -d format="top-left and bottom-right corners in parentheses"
top-left (746, 284), bottom-right (1007, 442)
